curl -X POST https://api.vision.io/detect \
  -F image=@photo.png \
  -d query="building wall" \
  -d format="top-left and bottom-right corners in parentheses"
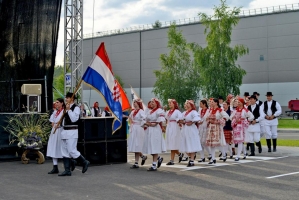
top-left (82, 11), bottom-right (299, 113)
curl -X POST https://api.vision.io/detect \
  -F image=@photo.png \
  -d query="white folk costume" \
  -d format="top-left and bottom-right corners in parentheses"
top-left (128, 109), bottom-right (146, 152)
top-left (59, 93), bottom-right (89, 176)
top-left (47, 109), bottom-right (64, 159)
top-left (247, 102), bottom-right (265, 155)
top-left (198, 107), bottom-right (210, 161)
top-left (180, 110), bottom-right (202, 153)
top-left (165, 109), bottom-right (182, 151)
top-left (231, 106), bottom-right (254, 161)
top-left (143, 108), bottom-right (166, 154)
top-left (205, 107), bottom-right (229, 163)
top-left (263, 92), bottom-right (282, 152)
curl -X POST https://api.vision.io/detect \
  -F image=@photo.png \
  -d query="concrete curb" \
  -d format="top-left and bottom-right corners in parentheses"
top-left (278, 129), bottom-right (299, 133)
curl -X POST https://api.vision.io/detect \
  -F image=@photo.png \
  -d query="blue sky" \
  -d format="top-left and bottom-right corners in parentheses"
top-left (55, 0), bottom-right (299, 65)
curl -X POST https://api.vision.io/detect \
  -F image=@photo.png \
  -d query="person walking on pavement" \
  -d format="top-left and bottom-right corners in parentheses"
top-left (47, 98), bottom-right (65, 174)
top-left (247, 95), bottom-right (265, 156)
top-left (263, 92), bottom-right (282, 152)
top-left (58, 92), bottom-right (90, 176)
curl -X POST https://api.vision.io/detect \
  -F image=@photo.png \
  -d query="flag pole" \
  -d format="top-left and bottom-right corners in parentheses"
top-left (53, 79), bottom-right (83, 134)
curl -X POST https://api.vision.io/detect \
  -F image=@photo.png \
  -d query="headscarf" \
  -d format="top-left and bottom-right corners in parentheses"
top-left (133, 98), bottom-right (143, 110)
top-left (168, 99), bottom-right (179, 110)
top-left (185, 100), bottom-right (196, 110)
top-left (238, 97), bottom-right (245, 105)
top-left (226, 94), bottom-right (234, 105)
top-left (151, 98), bottom-right (162, 109)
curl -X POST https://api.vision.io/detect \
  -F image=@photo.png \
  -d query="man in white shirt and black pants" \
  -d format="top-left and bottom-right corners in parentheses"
top-left (263, 92), bottom-right (282, 152)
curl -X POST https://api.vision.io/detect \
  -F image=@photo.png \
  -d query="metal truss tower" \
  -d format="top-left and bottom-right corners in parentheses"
top-left (64, 0), bottom-right (83, 101)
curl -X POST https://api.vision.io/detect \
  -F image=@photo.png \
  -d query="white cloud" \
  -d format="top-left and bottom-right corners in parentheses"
top-left (55, 0), bottom-right (299, 66)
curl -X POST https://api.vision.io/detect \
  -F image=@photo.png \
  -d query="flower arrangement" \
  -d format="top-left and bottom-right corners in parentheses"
top-left (3, 113), bottom-right (52, 149)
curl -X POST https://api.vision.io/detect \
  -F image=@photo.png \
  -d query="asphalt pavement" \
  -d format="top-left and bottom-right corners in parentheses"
top-left (1, 145), bottom-right (299, 200)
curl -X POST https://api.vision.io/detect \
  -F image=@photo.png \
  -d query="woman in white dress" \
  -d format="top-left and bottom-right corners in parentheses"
top-left (143, 98), bottom-right (166, 171)
top-left (230, 97), bottom-right (254, 161)
top-left (179, 100), bottom-right (202, 167)
top-left (165, 99), bottom-right (182, 165)
top-left (47, 98), bottom-right (65, 174)
top-left (198, 99), bottom-right (210, 162)
top-left (128, 99), bottom-right (146, 169)
top-left (205, 98), bottom-right (229, 164)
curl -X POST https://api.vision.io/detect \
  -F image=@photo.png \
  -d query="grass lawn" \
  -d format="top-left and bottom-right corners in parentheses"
top-left (278, 118), bottom-right (299, 129)
top-left (260, 138), bottom-right (299, 147)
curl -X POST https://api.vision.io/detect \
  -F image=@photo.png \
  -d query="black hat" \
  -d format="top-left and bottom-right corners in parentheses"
top-left (249, 95), bottom-right (257, 100)
top-left (65, 92), bottom-right (77, 99)
top-left (266, 92), bottom-right (273, 96)
top-left (253, 91), bottom-right (260, 96)
top-left (244, 92), bottom-right (250, 96)
top-left (218, 96), bottom-right (224, 100)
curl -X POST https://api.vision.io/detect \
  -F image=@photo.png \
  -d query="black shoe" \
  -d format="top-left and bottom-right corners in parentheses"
top-left (198, 158), bottom-right (205, 162)
top-left (243, 156), bottom-right (246, 159)
top-left (157, 157), bottom-right (163, 168)
top-left (187, 161), bottom-right (194, 167)
top-left (268, 148), bottom-right (272, 152)
top-left (48, 165), bottom-right (59, 174)
top-left (166, 161), bottom-right (174, 165)
top-left (249, 153), bottom-right (255, 156)
top-left (70, 159), bottom-right (76, 171)
top-left (207, 155), bottom-right (212, 160)
top-left (235, 157), bottom-right (240, 161)
top-left (182, 157), bottom-right (188, 161)
top-left (178, 153), bottom-right (184, 163)
top-left (76, 155), bottom-right (90, 173)
top-left (147, 167), bottom-right (157, 171)
top-left (130, 165), bottom-right (139, 169)
top-left (273, 148), bottom-right (277, 152)
top-left (213, 159), bottom-right (216, 164)
top-left (229, 156), bottom-right (233, 159)
top-left (222, 157), bottom-right (227, 162)
top-left (258, 147), bottom-right (262, 153)
top-left (58, 170), bottom-right (71, 176)
top-left (141, 155), bottom-right (147, 165)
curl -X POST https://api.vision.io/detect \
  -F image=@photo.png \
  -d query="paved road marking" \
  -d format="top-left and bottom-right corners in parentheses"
top-left (266, 171), bottom-right (299, 179)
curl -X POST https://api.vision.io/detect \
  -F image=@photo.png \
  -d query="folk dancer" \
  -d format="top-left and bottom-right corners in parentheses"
top-left (247, 95), bottom-right (265, 156)
top-left (128, 99), bottom-right (147, 169)
top-left (179, 100), bottom-right (202, 167)
top-left (221, 101), bottom-right (234, 159)
top-left (165, 99), bottom-right (183, 165)
top-left (91, 101), bottom-right (100, 117)
top-left (143, 98), bottom-right (166, 171)
top-left (59, 92), bottom-right (90, 176)
top-left (263, 92), bottom-right (282, 152)
top-left (205, 98), bottom-right (229, 164)
top-left (198, 99), bottom-right (210, 162)
top-left (231, 97), bottom-right (254, 161)
top-left (47, 98), bottom-right (65, 174)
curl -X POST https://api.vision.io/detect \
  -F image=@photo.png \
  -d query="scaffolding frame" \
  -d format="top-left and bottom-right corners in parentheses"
top-left (64, 0), bottom-right (83, 101)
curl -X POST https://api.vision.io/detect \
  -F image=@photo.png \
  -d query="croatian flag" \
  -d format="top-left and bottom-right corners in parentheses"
top-left (82, 43), bottom-right (123, 133)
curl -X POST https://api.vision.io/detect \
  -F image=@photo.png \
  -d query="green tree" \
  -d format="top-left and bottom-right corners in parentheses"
top-left (153, 24), bottom-right (201, 108)
top-left (53, 65), bottom-right (64, 100)
top-left (115, 74), bottom-right (125, 88)
top-left (196, 0), bottom-right (248, 98)
top-left (152, 20), bottom-right (162, 29)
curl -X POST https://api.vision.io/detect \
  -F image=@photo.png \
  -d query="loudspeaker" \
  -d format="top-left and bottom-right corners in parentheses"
top-left (21, 84), bottom-right (42, 95)
top-left (79, 118), bottom-right (106, 141)
top-left (107, 140), bottom-right (127, 163)
top-left (78, 142), bottom-right (106, 164)
top-left (106, 118), bottom-right (127, 140)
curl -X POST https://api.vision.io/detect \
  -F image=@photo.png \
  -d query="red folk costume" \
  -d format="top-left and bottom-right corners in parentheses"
top-left (231, 99), bottom-right (254, 144)
top-left (205, 107), bottom-right (228, 147)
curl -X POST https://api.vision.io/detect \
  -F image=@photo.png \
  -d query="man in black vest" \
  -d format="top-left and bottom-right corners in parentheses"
top-left (263, 92), bottom-right (282, 152)
top-left (247, 95), bottom-right (265, 156)
top-left (253, 92), bottom-right (263, 106)
top-left (59, 92), bottom-right (90, 176)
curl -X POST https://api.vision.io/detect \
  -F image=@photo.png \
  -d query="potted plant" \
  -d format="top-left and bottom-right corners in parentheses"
top-left (3, 113), bottom-right (52, 163)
